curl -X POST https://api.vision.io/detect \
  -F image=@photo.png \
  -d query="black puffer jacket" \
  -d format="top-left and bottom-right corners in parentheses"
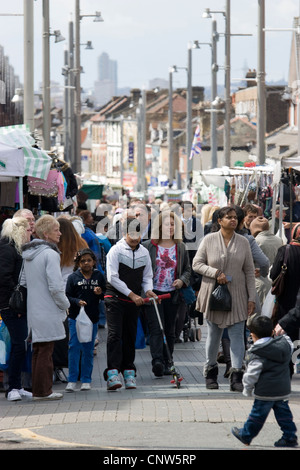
top-left (0, 237), bottom-right (22, 309)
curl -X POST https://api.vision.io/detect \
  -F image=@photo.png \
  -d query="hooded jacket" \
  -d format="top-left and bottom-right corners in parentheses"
top-left (105, 237), bottom-right (153, 300)
top-left (21, 239), bottom-right (70, 343)
top-left (66, 268), bottom-right (106, 323)
top-left (243, 335), bottom-right (293, 400)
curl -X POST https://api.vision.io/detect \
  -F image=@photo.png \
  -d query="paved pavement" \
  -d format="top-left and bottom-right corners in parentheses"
top-left (0, 322), bottom-right (300, 451)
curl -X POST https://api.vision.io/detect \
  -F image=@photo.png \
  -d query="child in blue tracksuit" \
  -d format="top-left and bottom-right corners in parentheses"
top-left (65, 249), bottom-right (106, 392)
top-left (231, 314), bottom-right (298, 448)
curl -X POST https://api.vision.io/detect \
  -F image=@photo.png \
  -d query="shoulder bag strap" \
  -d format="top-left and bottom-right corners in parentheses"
top-left (282, 244), bottom-right (290, 268)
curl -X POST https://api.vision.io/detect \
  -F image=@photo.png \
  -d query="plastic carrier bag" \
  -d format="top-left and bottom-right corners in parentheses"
top-left (76, 306), bottom-right (93, 343)
top-left (0, 318), bottom-right (11, 370)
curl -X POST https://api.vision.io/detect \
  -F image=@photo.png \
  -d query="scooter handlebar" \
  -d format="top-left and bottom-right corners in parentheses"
top-left (144, 293), bottom-right (171, 303)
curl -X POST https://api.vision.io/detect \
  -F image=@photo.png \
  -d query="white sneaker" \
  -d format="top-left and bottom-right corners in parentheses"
top-left (18, 388), bottom-right (32, 398)
top-left (7, 389), bottom-right (22, 401)
top-left (33, 392), bottom-right (63, 400)
top-left (80, 383), bottom-right (91, 391)
top-left (65, 382), bottom-right (77, 392)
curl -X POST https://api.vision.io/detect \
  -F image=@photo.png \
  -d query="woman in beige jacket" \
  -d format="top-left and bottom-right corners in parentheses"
top-left (192, 206), bottom-right (256, 391)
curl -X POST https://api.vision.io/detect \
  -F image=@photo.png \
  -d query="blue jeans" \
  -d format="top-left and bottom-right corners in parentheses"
top-left (241, 399), bottom-right (297, 443)
top-left (205, 320), bottom-right (245, 372)
top-left (98, 300), bottom-right (106, 327)
top-left (67, 318), bottom-right (98, 383)
top-left (1, 309), bottom-right (28, 392)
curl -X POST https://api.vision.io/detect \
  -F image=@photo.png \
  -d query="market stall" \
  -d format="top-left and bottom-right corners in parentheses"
top-left (0, 125), bottom-right (78, 214)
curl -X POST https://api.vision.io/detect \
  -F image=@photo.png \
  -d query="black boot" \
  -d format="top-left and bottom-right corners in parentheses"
top-left (229, 368), bottom-right (243, 392)
top-left (205, 365), bottom-right (219, 389)
top-left (222, 337), bottom-right (231, 378)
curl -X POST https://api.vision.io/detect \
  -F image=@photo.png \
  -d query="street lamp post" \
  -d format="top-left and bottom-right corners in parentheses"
top-left (187, 43), bottom-right (192, 182)
top-left (24, 0), bottom-right (34, 133)
top-left (211, 20), bottom-right (218, 168)
top-left (74, 2), bottom-right (103, 175)
top-left (203, 3), bottom-right (231, 167)
top-left (257, 0), bottom-right (266, 165)
top-left (74, 0), bottom-right (81, 175)
top-left (193, 34), bottom-right (218, 169)
top-left (224, 0), bottom-right (231, 167)
top-left (43, 0), bottom-right (65, 151)
top-left (68, 17), bottom-right (75, 167)
top-left (136, 89), bottom-right (146, 192)
top-left (168, 67), bottom-right (174, 186)
top-left (168, 66), bottom-right (187, 187)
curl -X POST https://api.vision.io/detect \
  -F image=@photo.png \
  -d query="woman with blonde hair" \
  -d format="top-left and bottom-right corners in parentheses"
top-left (143, 211), bottom-right (191, 377)
top-left (0, 217), bottom-right (32, 401)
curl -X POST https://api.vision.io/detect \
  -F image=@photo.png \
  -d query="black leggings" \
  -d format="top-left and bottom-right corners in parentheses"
top-left (146, 290), bottom-right (179, 365)
top-left (104, 299), bottom-right (139, 379)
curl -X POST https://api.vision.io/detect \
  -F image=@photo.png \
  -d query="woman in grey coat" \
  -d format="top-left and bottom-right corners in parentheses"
top-left (21, 215), bottom-right (70, 400)
top-left (193, 206), bottom-right (256, 391)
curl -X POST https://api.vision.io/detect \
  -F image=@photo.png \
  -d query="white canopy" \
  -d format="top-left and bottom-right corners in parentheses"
top-left (0, 141), bottom-right (24, 178)
top-left (0, 124), bottom-right (52, 180)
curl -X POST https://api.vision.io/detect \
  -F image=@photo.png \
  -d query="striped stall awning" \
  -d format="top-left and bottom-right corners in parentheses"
top-left (0, 124), bottom-right (52, 180)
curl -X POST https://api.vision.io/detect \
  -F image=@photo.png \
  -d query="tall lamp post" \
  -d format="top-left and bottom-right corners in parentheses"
top-left (193, 35), bottom-right (218, 169)
top-left (168, 66), bottom-right (175, 186)
top-left (187, 43), bottom-right (192, 182)
top-left (24, 0), bottom-right (34, 133)
top-left (136, 88), bottom-right (146, 192)
top-left (257, 0), bottom-right (266, 165)
top-left (74, 3), bottom-right (103, 174)
top-left (168, 65), bottom-right (187, 187)
top-left (43, 0), bottom-right (65, 151)
top-left (203, 3), bottom-right (230, 167)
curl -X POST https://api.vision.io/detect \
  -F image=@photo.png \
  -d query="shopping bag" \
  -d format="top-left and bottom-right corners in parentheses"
top-left (135, 317), bottom-right (146, 349)
top-left (261, 288), bottom-right (275, 318)
top-left (76, 306), bottom-right (93, 343)
top-left (8, 261), bottom-right (27, 315)
top-left (0, 319), bottom-right (11, 370)
top-left (210, 283), bottom-right (232, 311)
top-left (180, 285), bottom-right (196, 305)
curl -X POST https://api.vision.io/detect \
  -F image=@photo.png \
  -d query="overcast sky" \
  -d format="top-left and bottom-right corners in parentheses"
top-left (1, 0), bottom-right (300, 96)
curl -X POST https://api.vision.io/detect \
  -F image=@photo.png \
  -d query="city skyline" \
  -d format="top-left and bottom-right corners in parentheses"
top-left (0, 0), bottom-right (299, 99)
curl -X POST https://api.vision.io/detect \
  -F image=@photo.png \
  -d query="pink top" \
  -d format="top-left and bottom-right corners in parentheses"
top-left (153, 244), bottom-right (177, 292)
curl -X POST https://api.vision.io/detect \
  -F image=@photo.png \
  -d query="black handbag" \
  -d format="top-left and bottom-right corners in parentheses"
top-left (271, 245), bottom-right (290, 297)
top-left (210, 282), bottom-right (232, 311)
top-left (9, 263), bottom-right (27, 315)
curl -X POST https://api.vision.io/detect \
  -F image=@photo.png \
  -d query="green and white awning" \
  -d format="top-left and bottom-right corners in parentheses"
top-left (0, 124), bottom-right (52, 180)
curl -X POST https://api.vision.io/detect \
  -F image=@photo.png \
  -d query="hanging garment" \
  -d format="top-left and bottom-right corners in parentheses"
top-left (27, 169), bottom-right (65, 203)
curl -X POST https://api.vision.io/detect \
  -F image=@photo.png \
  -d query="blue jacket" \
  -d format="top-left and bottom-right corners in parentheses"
top-left (81, 227), bottom-right (105, 274)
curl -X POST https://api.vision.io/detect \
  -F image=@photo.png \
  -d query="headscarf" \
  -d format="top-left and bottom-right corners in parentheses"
top-left (290, 223), bottom-right (300, 246)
